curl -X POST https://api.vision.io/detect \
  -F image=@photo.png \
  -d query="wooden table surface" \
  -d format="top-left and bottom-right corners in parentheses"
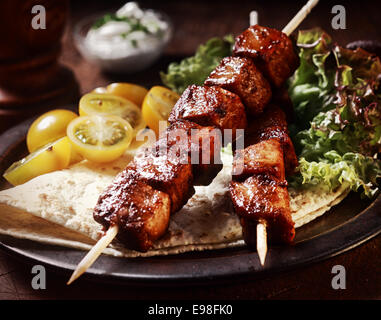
top-left (0, 0), bottom-right (380, 300)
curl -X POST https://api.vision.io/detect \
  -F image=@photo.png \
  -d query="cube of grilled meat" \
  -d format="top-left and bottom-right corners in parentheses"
top-left (230, 175), bottom-right (295, 244)
top-left (204, 56), bottom-right (272, 115)
top-left (127, 144), bottom-right (194, 214)
top-left (232, 139), bottom-right (285, 181)
top-left (168, 85), bottom-right (247, 138)
top-left (165, 120), bottom-right (223, 185)
top-left (245, 105), bottom-right (298, 175)
top-left (233, 25), bottom-right (299, 87)
top-left (94, 173), bottom-right (171, 252)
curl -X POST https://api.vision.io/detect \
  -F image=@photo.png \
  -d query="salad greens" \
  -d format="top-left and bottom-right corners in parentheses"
top-left (289, 29), bottom-right (381, 197)
top-left (160, 35), bottom-right (234, 94)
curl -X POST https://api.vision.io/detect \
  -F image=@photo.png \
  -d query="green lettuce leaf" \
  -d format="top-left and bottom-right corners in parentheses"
top-left (288, 28), bottom-right (336, 133)
top-left (293, 153), bottom-right (381, 198)
top-left (160, 35), bottom-right (234, 94)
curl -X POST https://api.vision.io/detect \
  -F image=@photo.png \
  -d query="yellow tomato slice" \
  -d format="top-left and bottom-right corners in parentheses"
top-left (79, 93), bottom-right (145, 135)
top-left (67, 115), bottom-right (133, 163)
top-left (3, 137), bottom-right (71, 186)
top-left (27, 109), bottom-right (78, 153)
top-left (141, 86), bottom-right (180, 136)
top-left (106, 83), bottom-right (148, 107)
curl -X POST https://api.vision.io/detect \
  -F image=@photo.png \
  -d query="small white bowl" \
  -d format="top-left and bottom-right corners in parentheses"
top-left (73, 11), bottom-right (172, 74)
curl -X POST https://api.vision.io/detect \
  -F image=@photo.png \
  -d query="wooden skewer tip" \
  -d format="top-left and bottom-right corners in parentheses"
top-left (257, 222), bottom-right (267, 266)
top-left (67, 225), bottom-right (119, 285)
top-left (282, 0), bottom-right (320, 36)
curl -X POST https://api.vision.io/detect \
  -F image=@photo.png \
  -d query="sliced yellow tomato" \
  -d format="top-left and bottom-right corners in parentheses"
top-left (67, 115), bottom-right (133, 163)
top-left (141, 86), bottom-right (180, 136)
top-left (79, 93), bottom-right (145, 134)
top-left (3, 137), bottom-right (71, 186)
top-left (106, 83), bottom-right (148, 107)
top-left (26, 109), bottom-right (78, 153)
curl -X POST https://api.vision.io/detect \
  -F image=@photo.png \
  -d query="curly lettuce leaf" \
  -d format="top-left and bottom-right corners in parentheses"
top-left (292, 153), bottom-right (381, 198)
top-left (160, 35), bottom-right (234, 94)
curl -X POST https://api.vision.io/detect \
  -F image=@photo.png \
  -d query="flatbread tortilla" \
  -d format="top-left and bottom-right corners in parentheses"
top-left (0, 147), bottom-right (350, 257)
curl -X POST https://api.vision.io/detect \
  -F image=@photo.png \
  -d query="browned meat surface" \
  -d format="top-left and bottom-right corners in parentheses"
top-left (94, 174), bottom-right (171, 252)
top-left (233, 25), bottom-right (299, 87)
top-left (127, 148), bottom-right (194, 214)
top-left (165, 120), bottom-right (223, 184)
top-left (168, 85), bottom-right (247, 137)
top-left (272, 86), bottom-right (295, 123)
top-left (245, 105), bottom-right (298, 175)
top-left (232, 139), bottom-right (285, 181)
top-left (204, 56), bottom-right (272, 115)
top-left (230, 175), bottom-right (295, 244)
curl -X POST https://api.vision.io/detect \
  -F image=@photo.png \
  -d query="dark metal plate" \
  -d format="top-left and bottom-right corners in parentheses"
top-left (0, 117), bottom-right (380, 285)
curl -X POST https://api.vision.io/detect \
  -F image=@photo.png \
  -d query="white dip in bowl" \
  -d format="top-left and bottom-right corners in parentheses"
top-left (74, 2), bottom-right (172, 73)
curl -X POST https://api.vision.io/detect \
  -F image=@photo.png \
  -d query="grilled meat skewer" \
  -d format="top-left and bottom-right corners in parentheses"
top-left (230, 106), bottom-right (296, 248)
top-left (94, 25), bottom-right (299, 252)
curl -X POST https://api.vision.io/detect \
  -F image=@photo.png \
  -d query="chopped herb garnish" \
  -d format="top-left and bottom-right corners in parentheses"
top-left (92, 13), bottom-right (150, 35)
top-left (92, 14), bottom-right (131, 29)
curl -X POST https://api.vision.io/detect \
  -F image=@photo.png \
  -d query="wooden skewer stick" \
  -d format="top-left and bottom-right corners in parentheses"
top-left (282, 0), bottom-right (319, 36)
top-left (67, 0), bottom-right (320, 284)
top-left (256, 0), bottom-right (319, 266)
top-left (67, 225), bottom-right (118, 285)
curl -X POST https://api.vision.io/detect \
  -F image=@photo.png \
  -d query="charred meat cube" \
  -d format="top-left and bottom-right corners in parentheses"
top-left (245, 106), bottom-right (298, 175)
top-left (165, 120), bottom-right (223, 185)
top-left (168, 85), bottom-right (247, 137)
top-left (94, 173), bottom-right (171, 252)
top-left (245, 105), bottom-right (289, 140)
top-left (233, 25), bottom-right (299, 87)
top-left (256, 126), bottom-right (298, 175)
top-left (127, 141), bottom-right (194, 214)
top-left (229, 175), bottom-right (295, 244)
top-left (232, 139), bottom-right (285, 181)
top-left (271, 86), bottom-right (295, 123)
top-left (205, 56), bottom-right (272, 115)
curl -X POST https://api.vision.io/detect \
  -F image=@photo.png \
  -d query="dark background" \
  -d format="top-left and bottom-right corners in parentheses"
top-left (0, 0), bottom-right (380, 300)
